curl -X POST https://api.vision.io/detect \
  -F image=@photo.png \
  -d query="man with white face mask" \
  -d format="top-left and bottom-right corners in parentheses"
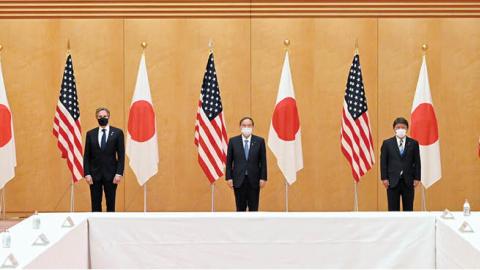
top-left (226, 117), bottom-right (267, 211)
top-left (380, 117), bottom-right (421, 211)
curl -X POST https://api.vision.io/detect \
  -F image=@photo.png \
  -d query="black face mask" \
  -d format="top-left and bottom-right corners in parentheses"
top-left (98, 117), bottom-right (109, 126)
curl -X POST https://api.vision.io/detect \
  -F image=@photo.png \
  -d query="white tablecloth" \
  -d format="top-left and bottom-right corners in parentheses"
top-left (436, 212), bottom-right (480, 269)
top-left (0, 213), bottom-right (89, 268)
top-left (12, 212), bottom-right (480, 268)
top-left (88, 212), bottom-right (436, 268)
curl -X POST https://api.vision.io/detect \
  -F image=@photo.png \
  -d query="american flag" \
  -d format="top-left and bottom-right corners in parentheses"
top-left (53, 54), bottom-right (83, 183)
top-left (340, 53), bottom-right (375, 182)
top-left (194, 53), bottom-right (228, 183)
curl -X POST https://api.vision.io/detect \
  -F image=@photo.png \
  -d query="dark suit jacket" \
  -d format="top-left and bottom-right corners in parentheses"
top-left (380, 136), bottom-right (421, 188)
top-left (226, 135), bottom-right (267, 188)
top-left (83, 126), bottom-right (125, 181)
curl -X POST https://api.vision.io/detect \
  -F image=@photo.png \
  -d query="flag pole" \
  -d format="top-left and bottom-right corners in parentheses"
top-left (70, 182), bottom-right (74, 212)
top-left (285, 181), bottom-right (289, 212)
top-left (352, 39), bottom-right (360, 212)
top-left (421, 185), bottom-right (427, 211)
top-left (140, 41), bottom-right (149, 213)
top-left (207, 38), bottom-right (216, 213)
top-left (66, 40), bottom-right (75, 213)
top-left (1, 188), bottom-right (5, 220)
top-left (144, 183), bottom-right (147, 212)
top-left (353, 181), bottom-right (359, 211)
top-left (420, 43), bottom-right (429, 212)
top-left (283, 39), bottom-right (291, 213)
top-left (210, 183), bottom-right (215, 212)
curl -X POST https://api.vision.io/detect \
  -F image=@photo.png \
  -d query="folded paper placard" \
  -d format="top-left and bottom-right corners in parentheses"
top-left (32, 234), bottom-right (50, 246)
top-left (1, 254), bottom-right (18, 268)
top-left (61, 216), bottom-right (74, 228)
top-left (459, 221), bottom-right (474, 233)
top-left (441, 209), bottom-right (455, 219)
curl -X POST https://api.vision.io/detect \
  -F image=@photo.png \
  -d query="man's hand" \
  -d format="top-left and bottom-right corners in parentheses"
top-left (85, 175), bottom-right (93, 185)
top-left (260, 180), bottom-right (267, 188)
top-left (382, 180), bottom-right (389, 189)
top-left (226, 180), bottom-right (233, 189)
top-left (413, 180), bottom-right (421, 188)
top-left (113, 174), bottom-right (122, 184)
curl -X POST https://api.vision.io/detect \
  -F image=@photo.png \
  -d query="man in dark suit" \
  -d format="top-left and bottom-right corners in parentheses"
top-left (380, 117), bottom-right (421, 211)
top-left (226, 117), bottom-right (267, 211)
top-left (84, 107), bottom-right (125, 212)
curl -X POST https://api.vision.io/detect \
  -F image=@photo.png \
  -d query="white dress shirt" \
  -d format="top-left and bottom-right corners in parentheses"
top-left (98, 125), bottom-right (110, 147)
top-left (396, 136), bottom-right (406, 151)
top-left (242, 135), bottom-right (252, 151)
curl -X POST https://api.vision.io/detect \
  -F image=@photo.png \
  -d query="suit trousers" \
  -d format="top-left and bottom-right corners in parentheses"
top-left (90, 175), bottom-right (117, 212)
top-left (234, 176), bottom-right (260, 211)
top-left (387, 177), bottom-right (414, 211)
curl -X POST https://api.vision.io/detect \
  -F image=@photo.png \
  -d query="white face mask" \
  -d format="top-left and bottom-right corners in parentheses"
top-left (395, 128), bottom-right (407, 138)
top-left (241, 127), bottom-right (252, 137)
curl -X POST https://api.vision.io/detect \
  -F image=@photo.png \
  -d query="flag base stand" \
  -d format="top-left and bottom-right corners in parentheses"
top-left (353, 181), bottom-right (359, 212)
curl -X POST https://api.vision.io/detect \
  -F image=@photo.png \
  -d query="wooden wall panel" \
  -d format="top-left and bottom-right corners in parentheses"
top-left (0, 19), bottom-right (124, 212)
top-left (378, 18), bottom-right (480, 211)
top-left (0, 15), bottom-right (479, 213)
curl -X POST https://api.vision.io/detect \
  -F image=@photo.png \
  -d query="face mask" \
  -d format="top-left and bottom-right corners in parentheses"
top-left (98, 117), bottom-right (109, 127)
top-left (395, 128), bottom-right (407, 138)
top-left (241, 127), bottom-right (252, 137)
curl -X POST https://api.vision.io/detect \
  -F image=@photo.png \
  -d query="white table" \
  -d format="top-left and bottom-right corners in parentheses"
top-left (0, 213), bottom-right (89, 268)
top-left (7, 211), bottom-right (480, 269)
top-left (436, 212), bottom-right (480, 269)
top-left (88, 212), bottom-right (436, 268)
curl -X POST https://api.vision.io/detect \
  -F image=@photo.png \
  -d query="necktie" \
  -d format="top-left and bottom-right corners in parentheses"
top-left (101, 129), bottom-right (107, 150)
top-left (399, 138), bottom-right (404, 156)
top-left (244, 140), bottom-right (249, 160)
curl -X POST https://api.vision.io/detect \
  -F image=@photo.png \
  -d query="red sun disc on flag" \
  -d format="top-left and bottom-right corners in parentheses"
top-left (272, 97), bottom-right (300, 141)
top-left (0, 104), bottom-right (12, 147)
top-left (411, 103), bottom-right (439, 146)
top-left (128, 100), bottom-right (156, 142)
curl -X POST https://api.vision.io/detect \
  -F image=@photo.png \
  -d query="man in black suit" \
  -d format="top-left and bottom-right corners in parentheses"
top-left (380, 117), bottom-right (421, 211)
top-left (84, 107), bottom-right (125, 212)
top-left (226, 117), bottom-right (267, 211)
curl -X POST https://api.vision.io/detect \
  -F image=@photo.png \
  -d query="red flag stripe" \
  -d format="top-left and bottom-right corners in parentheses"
top-left (53, 103), bottom-right (83, 182)
top-left (343, 106), bottom-right (373, 169)
top-left (198, 111), bottom-right (225, 162)
top-left (342, 110), bottom-right (368, 172)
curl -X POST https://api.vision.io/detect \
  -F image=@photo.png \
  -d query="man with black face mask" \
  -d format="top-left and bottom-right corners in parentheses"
top-left (84, 107), bottom-right (125, 212)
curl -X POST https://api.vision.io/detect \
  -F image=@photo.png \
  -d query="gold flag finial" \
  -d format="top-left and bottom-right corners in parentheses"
top-left (67, 39), bottom-right (71, 54)
top-left (422, 44), bottom-right (428, 55)
top-left (208, 38), bottom-right (214, 53)
top-left (0, 45), bottom-right (3, 52)
top-left (354, 38), bottom-right (359, 55)
top-left (141, 41), bottom-right (147, 50)
top-left (284, 39), bottom-right (290, 50)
